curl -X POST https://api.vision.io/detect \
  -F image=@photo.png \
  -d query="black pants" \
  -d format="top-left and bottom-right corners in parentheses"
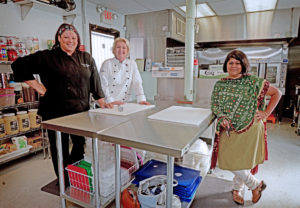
top-left (48, 130), bottom-right (85, 186)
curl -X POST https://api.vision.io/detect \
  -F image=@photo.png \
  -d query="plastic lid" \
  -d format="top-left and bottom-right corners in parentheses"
top-left (17, 111), bottom-right (27, 115)
top-left (3, 113), bottom-right (15, 117)
top-left (28, 109), bottom-right (38, 112)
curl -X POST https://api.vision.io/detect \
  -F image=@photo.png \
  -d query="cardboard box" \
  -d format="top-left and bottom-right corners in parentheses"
top-left (152, 66), bottom-right (184, 78)
top-left (199, 70), bottom-right (228, 79)
top-left (27, 136), bottom-right (42, 149)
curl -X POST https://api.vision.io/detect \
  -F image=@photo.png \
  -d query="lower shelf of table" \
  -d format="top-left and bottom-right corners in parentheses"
top-left (63, 188), bottom-right (96, 208)
top-left (63, 177), bottom-right (134, 208)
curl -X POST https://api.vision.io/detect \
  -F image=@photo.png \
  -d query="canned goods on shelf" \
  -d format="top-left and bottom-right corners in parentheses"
top-left (0, 44), bottom-right (8, 61)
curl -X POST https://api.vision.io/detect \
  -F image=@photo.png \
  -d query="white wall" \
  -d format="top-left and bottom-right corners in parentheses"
top-left (0, 0), bottom-right (125, 51)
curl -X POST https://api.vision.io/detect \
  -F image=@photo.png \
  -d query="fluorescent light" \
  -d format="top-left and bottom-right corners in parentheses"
top-left (179, 5), bottom-right (186, 12)
top-left (243, 0), bottom-right (277, 13)
top-left (180, 3), bottom-right (216, 18)
top-left (196, 3), bottom-right (215, 17)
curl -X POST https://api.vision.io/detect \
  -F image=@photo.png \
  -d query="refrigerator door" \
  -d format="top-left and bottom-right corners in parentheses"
top-left (249, 63), bottom-right (260, 76)
top-left (265, 63), bottom-right (281, 87)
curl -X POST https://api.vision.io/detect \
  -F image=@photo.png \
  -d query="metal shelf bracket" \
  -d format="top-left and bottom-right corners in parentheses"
top-left (20, 2), bottom-right (33, 20)
top-left (63, 14), bottom-right (76, 24)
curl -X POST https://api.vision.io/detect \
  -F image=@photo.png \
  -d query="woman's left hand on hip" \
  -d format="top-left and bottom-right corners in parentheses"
top-left (255, 110), bottom-right (269, 121)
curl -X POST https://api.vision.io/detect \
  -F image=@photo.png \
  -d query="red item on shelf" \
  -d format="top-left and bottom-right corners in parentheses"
top-left (67, 164), bottom-right (90, 192)
top-left (7, 48), bottom-right (18, 61)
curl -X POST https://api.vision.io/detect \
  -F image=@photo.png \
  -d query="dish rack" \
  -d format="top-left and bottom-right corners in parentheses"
top-left (66, 160), bottom-right (94, 194)
top-left (66, 149), bottom-right (139, 196)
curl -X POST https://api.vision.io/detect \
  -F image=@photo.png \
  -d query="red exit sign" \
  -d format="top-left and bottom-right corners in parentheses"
top-left (104, 10), bottom-right (112, 20)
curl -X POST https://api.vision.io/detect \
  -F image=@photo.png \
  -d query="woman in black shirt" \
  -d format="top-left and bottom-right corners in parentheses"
top-left (12, 23), bottom-right (111, 186)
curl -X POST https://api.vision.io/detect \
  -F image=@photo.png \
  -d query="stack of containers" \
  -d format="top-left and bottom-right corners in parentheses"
top-left (0, 87), bottom-right (15, 107)
top-left (83, 139), bottom-right (139, 205)
top-left (133, 159), bottom-right (202, 202)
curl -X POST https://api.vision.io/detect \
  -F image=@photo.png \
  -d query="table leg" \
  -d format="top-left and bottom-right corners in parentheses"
top-left (42, 128), bottom-right (46, 159)
top-left (92, 138), bottom-right (100, 207)
top-left (115, 144), bottom-right (121, 208)
top-left (211, 120), bottom-right (216, 139)
top-left (55, 131), bottom-right (66, 208)
top-left (167, 155), bottom-right (174, 208)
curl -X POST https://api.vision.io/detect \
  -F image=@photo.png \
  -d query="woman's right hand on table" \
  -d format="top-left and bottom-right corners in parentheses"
top-left (109, 101), bottom-right (125, 105)
top-left (97, 98), bottom-right (113, 108)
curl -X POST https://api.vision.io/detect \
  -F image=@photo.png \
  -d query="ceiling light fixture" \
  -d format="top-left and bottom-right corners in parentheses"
top-left (96, 5), bottom-right (106, 13)
top-left (243, 0), bottom-right (277, 13)
top-left (112, 14), bottom-right (118, 20)
top-left (180, 3), bottom-right (216, 18)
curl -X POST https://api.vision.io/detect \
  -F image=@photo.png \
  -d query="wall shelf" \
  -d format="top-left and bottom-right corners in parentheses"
top-left (0, 101), bottom-right (39, 111)
top-left (0, 62), bottom-right (13, 73)
top-left (0, 101), bottom-right (46, 165)
top-left (14, 0), bottom-right (77, 22)
top-left (0, 145), bottom-right (32, 165)
top-left (0, 127), bottom-right (41, 141)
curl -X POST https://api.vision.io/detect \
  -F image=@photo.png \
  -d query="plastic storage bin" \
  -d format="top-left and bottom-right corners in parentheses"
top-left (133, 159), bottom-right (202, 202)
top-left (0, 93), bottom-right (15, 107)
top-left (17, 111), bottom-right (30, 132)
top-left (28, 109), bottom-right (41, 128)
top-left (3, 113), bottom-right (18, 135)
top-left (0, 87), bottom-right (14, 94)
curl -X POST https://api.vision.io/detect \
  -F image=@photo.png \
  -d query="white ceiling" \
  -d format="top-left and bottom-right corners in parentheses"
top-left (89, 0), bottom-right (300, 16)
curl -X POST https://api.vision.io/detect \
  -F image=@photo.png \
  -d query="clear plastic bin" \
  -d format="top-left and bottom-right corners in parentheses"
top-left (66, 158), bottom-right (139, 198)
top-left (0, 93), bottom-right (15, 107)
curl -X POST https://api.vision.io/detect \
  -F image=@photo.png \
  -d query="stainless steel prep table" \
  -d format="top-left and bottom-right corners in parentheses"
top-left (42, 102), bottom-right (215, 208)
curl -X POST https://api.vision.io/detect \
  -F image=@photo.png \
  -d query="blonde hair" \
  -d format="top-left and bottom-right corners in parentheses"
top-left (112, 37), bottom-right (130, 57)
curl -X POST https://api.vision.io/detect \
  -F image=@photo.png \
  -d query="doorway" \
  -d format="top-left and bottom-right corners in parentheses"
top-left (89, 24), bottom-right (120, 71)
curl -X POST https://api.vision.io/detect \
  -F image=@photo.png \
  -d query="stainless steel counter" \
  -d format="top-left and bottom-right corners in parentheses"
top-left (42, 111), bottom-right (130, 137)
top-left (42, 101), bottom-right (215, 208)
top-left (98, 107), bottom-right (214, 157)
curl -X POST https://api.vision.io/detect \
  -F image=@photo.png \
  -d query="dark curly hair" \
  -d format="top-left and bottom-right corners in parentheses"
top-left (223, 50), bottom-right (249, 74)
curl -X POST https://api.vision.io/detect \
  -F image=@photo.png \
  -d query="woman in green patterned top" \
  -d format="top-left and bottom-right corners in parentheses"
top-left (210, 50), bottom-right (282, 205)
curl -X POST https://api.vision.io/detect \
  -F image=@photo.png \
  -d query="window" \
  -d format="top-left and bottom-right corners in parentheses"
top-left (90, 24), bottom-right (120, 71)
top-left (91, 32), bottom-right (114, 71)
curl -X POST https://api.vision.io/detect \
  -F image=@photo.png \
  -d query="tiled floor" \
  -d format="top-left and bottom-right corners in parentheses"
top-left (0, 118), bottom-right (300, 208)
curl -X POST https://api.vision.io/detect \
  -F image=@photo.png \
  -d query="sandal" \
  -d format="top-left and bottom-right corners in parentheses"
top-left (252, 181), bottom-right (267, 203)
top-left (232, 190), bottom-right (244, 205)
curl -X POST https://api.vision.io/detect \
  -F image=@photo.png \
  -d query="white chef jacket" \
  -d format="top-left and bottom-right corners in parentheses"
top-left (100, 57), bottom-right (146, 103)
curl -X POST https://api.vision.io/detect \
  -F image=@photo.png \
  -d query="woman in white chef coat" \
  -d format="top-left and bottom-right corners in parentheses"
top-left (100, 37), bottom-right (150, 105)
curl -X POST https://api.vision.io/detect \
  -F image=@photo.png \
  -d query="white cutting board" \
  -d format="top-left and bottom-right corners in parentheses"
top-left (148, 106), bottom-right (211, 126)
top-left (89, 103), bottom-right (155, 116)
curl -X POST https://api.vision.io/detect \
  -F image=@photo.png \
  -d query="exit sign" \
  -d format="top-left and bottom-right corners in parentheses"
top-left (101, 10), bottom-right (114, 24)
top-left (104, 10), bottom-right (112, 20)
